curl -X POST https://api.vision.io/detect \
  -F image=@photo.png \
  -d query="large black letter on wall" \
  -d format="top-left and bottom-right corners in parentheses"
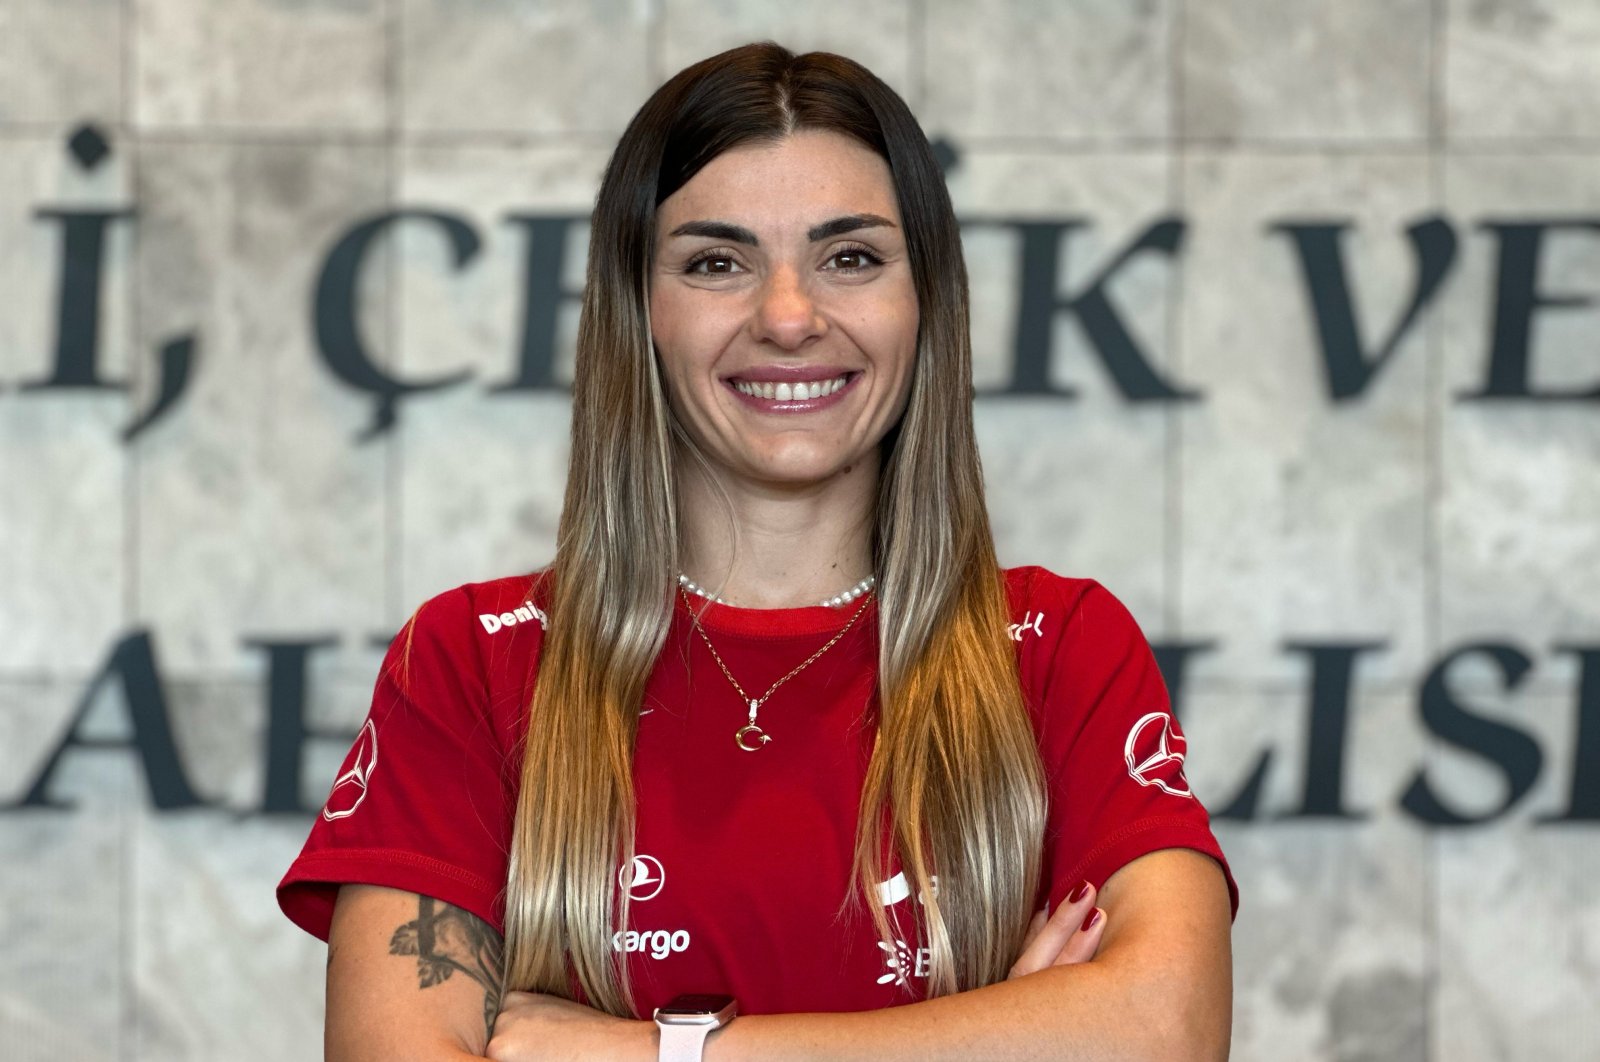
top-left (1279, 642), bottom-right (1386, 820)
top-left (248, 637), bottom-right (355, 815)
top-left (982, 218), bottom-right (1198, 401)
top-left (20, 209), bottom-right (133, 393)
top-left (1401, 643), bottom-right (1545, 825)
top-left (19, 209), bottom-right (199, 439)
top-left (493, 214), bottom-right (587, 392)
top-left (315, 210), bottom-right (482, 439)
top-left (1539, 645), bottom-right (1600, 823)
top-left (3, 632), bottom-right (206, 810)
top-left (1464, 220), bottom-right (1600, 400)
top-left (1272, 217), bottom-right (1456, 400)
top-left (1210, 641), bottom-right (1387, 822)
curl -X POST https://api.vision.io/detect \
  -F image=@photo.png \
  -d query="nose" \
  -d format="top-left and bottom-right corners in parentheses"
top-left (750, 264), bottom-right (826, 350)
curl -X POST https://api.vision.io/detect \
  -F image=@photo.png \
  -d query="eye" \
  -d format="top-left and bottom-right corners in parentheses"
top-left (684, 249), bottom-right (744, 275)
top-left (826, 244), bottom-right (885, 273)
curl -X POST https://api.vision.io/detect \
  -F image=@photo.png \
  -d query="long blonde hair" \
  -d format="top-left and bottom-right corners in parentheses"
top-left (501, 42), bottom-right (1046, 1015)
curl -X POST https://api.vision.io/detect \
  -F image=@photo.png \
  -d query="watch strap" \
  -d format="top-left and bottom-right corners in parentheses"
top-left (657, 1019), bottom-right (716, 1062)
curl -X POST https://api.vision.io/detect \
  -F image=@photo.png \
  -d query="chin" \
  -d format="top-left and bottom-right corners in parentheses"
top-left (744, 455), bottom-right (862, 489)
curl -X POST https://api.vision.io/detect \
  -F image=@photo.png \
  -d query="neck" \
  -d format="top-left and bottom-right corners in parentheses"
top-left (676, 451), bottom-right (879, 609)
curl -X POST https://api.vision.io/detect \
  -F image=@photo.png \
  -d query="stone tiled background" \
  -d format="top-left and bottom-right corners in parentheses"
top-left (2, 1), bottom-right (1598, 1059)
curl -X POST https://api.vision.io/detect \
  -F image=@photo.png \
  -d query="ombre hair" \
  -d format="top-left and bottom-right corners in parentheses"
top-left (500, 41), bottom-right (1046, 1015)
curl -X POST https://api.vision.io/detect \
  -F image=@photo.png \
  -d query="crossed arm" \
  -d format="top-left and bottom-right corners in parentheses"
top-left (326, 847), bottom-right (1232, 1062)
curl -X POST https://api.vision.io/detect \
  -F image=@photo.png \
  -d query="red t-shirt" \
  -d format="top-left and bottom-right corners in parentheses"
top-left (277, 566), bottom-right (1238, 1016)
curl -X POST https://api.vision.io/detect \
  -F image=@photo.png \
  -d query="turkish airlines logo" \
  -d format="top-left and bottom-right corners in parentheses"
top-left (1124, 711), bottom-right (1193, 799)
top-left (321, 720), bottom-right (379, 821)
top-left (619, 854), bottom-right (665, 901)
top-left (612, 854), bottom-right (691, 959)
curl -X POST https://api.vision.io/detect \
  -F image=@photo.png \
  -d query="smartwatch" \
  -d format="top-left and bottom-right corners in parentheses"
top-left (652, 992), bottom-right (737, 1062)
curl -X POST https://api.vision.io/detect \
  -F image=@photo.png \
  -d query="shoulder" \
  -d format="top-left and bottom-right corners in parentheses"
top-left (1000, 566), bottom-right (1163, 723)
top-left (401, 569), bottom-right (552, 643)
top-left (387, 569), bottom-right (552, 698)
top-left (1000, 565), bottom-right (1141, 644)
top-left (1002, 565), bottom-right (1101, 615)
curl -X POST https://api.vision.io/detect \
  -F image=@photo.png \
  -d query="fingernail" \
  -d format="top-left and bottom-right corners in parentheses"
top-left (1080, 907), bottom-right (1102, 933)
top-left (1067, 880), bottom-right (1091, 904)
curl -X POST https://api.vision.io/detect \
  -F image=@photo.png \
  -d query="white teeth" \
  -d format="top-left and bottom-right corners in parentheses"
top-left (733, 374), bottom-right (849, 401)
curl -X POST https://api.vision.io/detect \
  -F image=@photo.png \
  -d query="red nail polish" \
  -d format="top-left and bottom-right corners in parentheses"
top-left (1080, 908), bottom-right (1102, 933)
top-left (1068, 880), bottom-right (1091, 904)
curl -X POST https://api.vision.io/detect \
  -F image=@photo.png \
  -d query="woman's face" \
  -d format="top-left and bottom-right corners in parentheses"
top-left (649, 129), bottom-right (919, 494)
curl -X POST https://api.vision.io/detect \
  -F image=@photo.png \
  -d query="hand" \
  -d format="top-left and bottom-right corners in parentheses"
top-left (1007, 880), bottom-right (1107, 979)
top-left (486, 990), bottom-right (655, 1062)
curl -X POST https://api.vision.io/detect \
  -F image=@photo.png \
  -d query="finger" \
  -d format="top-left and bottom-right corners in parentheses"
top-left (1008, 881), bottom-right (1097, 979)
top-left (1019, 907), bottom-right (1048, 951)
top-left (1049, 905), bottom-right (1107, 967)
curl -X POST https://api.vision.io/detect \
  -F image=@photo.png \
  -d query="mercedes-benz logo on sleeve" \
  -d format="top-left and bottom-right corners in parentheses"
top-left (619, 854), bottom-right (665, 901)
top-left (322, 720), bottom-right (379, 821)
top-left (1124, 711), bottom-right (1193, 799)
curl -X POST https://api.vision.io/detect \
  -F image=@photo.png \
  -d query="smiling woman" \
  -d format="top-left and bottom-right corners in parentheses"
top-left (277, 40), bottom-right (1238, 1062)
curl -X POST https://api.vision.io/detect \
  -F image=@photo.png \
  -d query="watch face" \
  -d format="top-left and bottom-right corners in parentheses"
top-left (656, 993), bottom-right (735, 1016)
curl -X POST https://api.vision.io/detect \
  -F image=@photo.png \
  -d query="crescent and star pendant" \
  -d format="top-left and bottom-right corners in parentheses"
top-left (735, 723), bottom-right (771, 752)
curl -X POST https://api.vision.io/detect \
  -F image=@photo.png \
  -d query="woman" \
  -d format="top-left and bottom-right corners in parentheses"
top-left (279, 42), bottom-right (1238, 1062)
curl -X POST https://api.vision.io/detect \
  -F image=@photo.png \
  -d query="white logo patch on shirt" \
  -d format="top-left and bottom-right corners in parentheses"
top-left (876, 938), bottom-right (931, 985)
top-left (478, 600), bottom-right (548, 635)
top-left (1008, 611), bottom-right (1045, 641)
top-left (1124, 711), bottom-right (1193, 799)
top-left (614, 854), bottom-right (692, 960)
top-left (619, 854), bottom-right (665, 901)
top-left (322, 720), bottom-right (378, 821)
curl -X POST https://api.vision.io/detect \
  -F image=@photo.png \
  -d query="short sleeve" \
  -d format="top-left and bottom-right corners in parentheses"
top-left (1021, 575), bottom-right (1240, 921)
top-left (276, 586), bottom-right (515, 941)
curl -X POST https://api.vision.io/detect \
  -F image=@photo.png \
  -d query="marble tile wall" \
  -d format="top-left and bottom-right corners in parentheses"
top-left (0, 0), bottom-right (124, 132)
top-left (1436, 153), bottom-right (1600, 697)
top-left (134, 0), bottom-right (390, 132)
top-left (1177, 151), bottom-right (1434, 690)
top-left (130, 141), bottom-right (393, 678)
top-left (1443, 0), bottom-right (1600, 141)
top-left (1182, 0), bottom-right (1433, 142)
top-left (399, 0), bottom-right (653, 137)
top-left (923, 0), bottom-right (1173, 141)
top-left (0, 136), bottom-right (132, 676)
top-left (2, 2), bottom-right (1597, 1060)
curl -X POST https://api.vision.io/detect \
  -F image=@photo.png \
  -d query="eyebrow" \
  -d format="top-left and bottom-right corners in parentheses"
top-left (666, 213), bottom-right (898, 246)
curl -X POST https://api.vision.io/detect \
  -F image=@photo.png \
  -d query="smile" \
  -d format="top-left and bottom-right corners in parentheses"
top-left (730, 374), bottom-right (852, 401)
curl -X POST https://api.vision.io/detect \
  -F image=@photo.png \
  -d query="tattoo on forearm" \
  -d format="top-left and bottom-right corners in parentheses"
top-left (389, 896), bottom-right (506, 1044)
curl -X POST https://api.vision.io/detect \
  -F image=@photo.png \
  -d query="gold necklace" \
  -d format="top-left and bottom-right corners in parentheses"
top-left (680, 586), bottom-right (873, 751)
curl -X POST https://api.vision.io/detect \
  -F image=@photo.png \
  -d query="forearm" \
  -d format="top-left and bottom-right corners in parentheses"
top-left (702, 961), bottom-right (1211, 1062)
